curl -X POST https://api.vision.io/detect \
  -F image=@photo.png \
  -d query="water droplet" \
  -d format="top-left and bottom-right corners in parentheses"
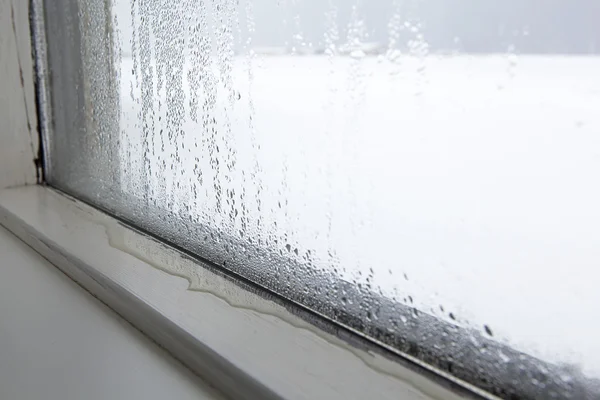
top-left (484, 325), bottom-right (493, 336)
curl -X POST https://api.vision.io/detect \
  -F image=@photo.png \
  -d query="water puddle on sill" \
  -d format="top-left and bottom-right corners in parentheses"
top-left (62, 193), bottom-right (478, 400)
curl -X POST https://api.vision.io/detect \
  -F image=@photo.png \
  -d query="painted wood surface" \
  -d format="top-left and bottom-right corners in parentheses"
top-left (0, 0), bottom-right (39, 190)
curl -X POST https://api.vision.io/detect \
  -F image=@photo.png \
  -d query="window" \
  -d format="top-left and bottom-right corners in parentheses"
top-left (39, 0), bottom-right (600, 398)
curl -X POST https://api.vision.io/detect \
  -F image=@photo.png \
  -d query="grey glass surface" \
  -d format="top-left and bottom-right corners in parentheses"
top-left (42, 0), bottom-right (600, 398)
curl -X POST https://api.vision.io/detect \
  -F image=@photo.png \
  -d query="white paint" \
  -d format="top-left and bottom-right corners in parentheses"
top-left (0, 185), bottom-right (477, 400)
top-left (0, 0), bottom-right (39, 190)
top-left (0, 225), bottom-right (223, 400)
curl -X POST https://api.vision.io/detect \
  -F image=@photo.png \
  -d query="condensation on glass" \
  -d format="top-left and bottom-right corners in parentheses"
top-left (42, 0), bottom-right (600, 397)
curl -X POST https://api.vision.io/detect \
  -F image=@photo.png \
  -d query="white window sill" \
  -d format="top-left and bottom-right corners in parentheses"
top-left (0, 224), bottom-right (222, 400)
top-left (0, 185), bottom-right (480, 400)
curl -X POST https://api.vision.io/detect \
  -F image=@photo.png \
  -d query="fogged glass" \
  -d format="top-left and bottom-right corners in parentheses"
top-left (44, 0), bottom-right (600, 396)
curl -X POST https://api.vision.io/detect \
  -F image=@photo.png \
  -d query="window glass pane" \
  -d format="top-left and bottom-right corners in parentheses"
top-left (44, 0), bottom-right (600, 396)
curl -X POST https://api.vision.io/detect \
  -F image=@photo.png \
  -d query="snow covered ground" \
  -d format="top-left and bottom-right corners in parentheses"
top-left (118, 54), bottom-right (600, 377)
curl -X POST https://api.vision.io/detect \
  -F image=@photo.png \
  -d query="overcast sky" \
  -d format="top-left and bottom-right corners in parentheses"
top-left (114, 0), bottom-right (600, 55)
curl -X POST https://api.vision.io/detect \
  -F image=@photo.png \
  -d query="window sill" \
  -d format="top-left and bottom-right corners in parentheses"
top-left (0, 185), bottom-right (480, 400)
top-left (0, 225), bottom-right (222, 400)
